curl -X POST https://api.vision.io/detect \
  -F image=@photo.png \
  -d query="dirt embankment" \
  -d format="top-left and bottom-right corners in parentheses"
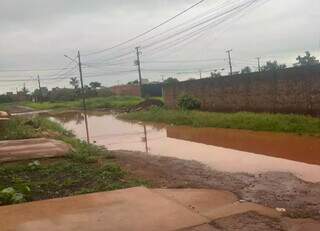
top-left (112, 151), bottom-right (320, 221)
top-left (128, 99), bottom-right (164, 112)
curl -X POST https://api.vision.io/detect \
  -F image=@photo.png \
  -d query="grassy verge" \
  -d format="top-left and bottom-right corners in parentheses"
top-left (0, 103), bottom-right (12, 111)
top-left (0, 117), bottom-right (148, 205)
top-left (23, 96), bottom-right (143, 110)
top-left (120, 107), bottom-right (320, 136)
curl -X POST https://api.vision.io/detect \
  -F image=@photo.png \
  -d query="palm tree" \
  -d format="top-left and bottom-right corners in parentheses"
top-left (69, 77), bottom-right (79, 89)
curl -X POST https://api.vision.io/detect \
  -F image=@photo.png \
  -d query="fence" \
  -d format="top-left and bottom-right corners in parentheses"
top-left (164, 65), bottom-right (320, 115)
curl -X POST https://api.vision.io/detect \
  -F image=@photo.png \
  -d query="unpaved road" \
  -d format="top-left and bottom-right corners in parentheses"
top-left (112, 150), bottom-right (320, 221)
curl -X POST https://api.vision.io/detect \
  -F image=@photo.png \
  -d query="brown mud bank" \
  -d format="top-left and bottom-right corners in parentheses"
top-left (112, 150), bottom-right (320, 220)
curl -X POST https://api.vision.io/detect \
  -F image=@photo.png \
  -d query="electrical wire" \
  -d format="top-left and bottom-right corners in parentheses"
top-left (83, 0), bottom-right (206, 56)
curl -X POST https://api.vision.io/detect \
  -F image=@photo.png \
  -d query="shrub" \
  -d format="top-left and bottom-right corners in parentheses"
top-left (178, 94), bottom-right (201, 110)
top-left (0, 185), bottom-right (31, 205)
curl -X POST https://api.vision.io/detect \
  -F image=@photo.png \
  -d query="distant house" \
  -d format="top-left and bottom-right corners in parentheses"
top-left (141, 78), bottom-right (149, 84)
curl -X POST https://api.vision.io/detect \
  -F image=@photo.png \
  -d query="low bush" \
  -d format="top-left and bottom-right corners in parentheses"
top-left (178, 94), bottom-right (201, 110)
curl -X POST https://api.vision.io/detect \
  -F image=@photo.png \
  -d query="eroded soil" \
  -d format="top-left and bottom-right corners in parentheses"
top-left (112, 150), bottom-right (320, 221)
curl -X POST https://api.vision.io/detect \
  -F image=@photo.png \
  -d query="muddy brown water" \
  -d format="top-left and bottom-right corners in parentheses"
top-left (51, 111), bottom-right (320, 183)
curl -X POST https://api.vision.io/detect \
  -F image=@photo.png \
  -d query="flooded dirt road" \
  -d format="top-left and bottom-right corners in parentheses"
top-left (52, 111), bottom-right (320, 183)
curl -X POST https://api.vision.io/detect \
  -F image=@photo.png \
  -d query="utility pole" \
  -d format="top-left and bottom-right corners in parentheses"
top-left (256, 57), bottom-right (261, 72)
top-left (143, 124), bottom-right (148, 154)
top-left (226, 49), bottom-right (233, 75)
top-left (199, 70), bottom-right (202, 79)
top-left (135, 47), bottom-right (143, 97)
top-left (77, 50), bottom-right (90, 144)
top-left (37, 74), bottom-right (42, 102)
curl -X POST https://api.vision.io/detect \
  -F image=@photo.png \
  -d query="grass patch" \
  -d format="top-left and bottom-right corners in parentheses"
top-left (0, 117), bottom-right (69, 140)
top-left (120, 107), bottom-right (320, 136)
top-left (0, 116), bottom-right (148, 205)
top-left (0, 158), bottom-right (148, 205)
top-left (23, 96), bottom-right (143, 110)
top-left (0, 102), bottom-right (16, 111)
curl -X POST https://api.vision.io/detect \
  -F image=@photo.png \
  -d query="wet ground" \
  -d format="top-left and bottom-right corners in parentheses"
top-left (112, 151), bottom-right (320, 220)
top-left (51, 111), bottom-right (320, 183)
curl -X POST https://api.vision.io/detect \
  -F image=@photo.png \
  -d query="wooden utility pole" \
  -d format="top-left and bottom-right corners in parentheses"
top-left (77, 50), bottom-right (90, 143)
top-left (199, 70), bottom-right (202, 79)
top-left (37, 74), bottom-right (42, 102)
top-left (256, 57), bottom-right (261, 72)
top-left (135, 47), bottom-right (143, 97)
top-left (226, 49), bottom-right (233, 75)
top-left (143, 124), bottom-right (148, 154)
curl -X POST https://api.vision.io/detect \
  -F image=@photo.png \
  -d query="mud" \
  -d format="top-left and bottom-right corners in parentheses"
top-left (128, 99), bottom-right (164, 112)
top-left (210, 212), bottom-right (283, 231)
top-left (4, 105), bottom-right (34, 114)
top-left (184, 212), bottom-right (320, 230)
top-left (112, 150), bottom-right (320, 220)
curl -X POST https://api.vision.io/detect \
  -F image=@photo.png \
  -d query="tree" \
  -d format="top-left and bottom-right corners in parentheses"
top-left (127, 80), bottom-right (139, 85)
top-left (210, 72), bottom-right (221, 78)
top-left (241, 66), bottom-right (252, 74)
top-left (20, 85), bottom-right (29, 97)
top-left (33, 87), bottom-right (49, 102)
top-left (294, 51), bottom-right (319, 66)
top-left (69, 77), bottom-right (79, 89)
top-left (163, 77), bottom-right (179, 85)
top-left (261, 61), bottom-right (286, 72)
top-left (89, 81), bottom-right (102, 89)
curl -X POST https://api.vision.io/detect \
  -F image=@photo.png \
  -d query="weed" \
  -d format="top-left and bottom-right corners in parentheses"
top-left (120, 107), bottom-right (320, 136)
top-left (23, 96), bottom-right (143, 110)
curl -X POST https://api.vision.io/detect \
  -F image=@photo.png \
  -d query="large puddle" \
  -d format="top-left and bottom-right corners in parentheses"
top-left (51, 111), bottom-right (320, 183)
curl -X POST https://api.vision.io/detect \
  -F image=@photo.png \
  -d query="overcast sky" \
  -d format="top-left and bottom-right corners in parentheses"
top-left (0, 0), bottom-right (319, 93)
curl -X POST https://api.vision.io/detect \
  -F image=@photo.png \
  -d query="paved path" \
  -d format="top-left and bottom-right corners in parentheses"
top-left (0, 187), bottom-right (284, 231)
top-left (0, 138), bottom-right (71, 162)
top-left (0, 111), bottom-right (10, 121)
top-left (0, 187), bottom-right (208, 231)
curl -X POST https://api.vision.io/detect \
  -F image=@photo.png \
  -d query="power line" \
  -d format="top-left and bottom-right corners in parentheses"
top-left (83, 0), bottom-right (259, 65)
top-left (142, 0), bottom-right (264, 60)
top-left (142, 0), bottom-right (257, 51)
top-left (0, 67), bottom-right (74, 73)
top-left (84, 0), bottom-right (234, 63)
top-left (83, 0), bottom-right (206, 56)
top-left (143, 58), bottom-right (225, 63)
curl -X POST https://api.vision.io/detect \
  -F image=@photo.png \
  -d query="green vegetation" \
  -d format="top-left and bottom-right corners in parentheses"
top-left (120, 107), bottom-right (320, 136)
top-left (23, 96), bottom-right (143, 110)
top-left (178, 95), bottom-right (201, 110)
top-left (0, 116), bottom-right (147, 205)
top-left (0, 102), bottom-right (12, 111)
top-left (0, 117), bottom-right (68, 140)
top-left (0, 156), bottom-right (147, 205)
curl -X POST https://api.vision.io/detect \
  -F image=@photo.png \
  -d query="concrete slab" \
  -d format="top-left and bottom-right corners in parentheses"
top-left (202, 202), bottom-right (281, 220)
top-left (179, 224), bottom-right (219, 231)
top-left (0, 111), bottom-right (10, 121)
top-left (0, 138), bottom-right (71, 162)
top-left (0, 187), bottom-right (209, 231)
top-left (154, 189), bottom-right (238, 214)
top-left (153, 189), bottom-right (280, 220)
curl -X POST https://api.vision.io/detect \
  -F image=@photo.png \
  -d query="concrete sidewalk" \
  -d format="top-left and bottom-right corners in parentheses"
top-left (0, 111), bottom-right (10, 121)
top-left (0, 138), bottom-right (71, 162)
top-left (0, 187), bottom-right (283, 231)
top-left (0, 187), bottom-right (209, 231)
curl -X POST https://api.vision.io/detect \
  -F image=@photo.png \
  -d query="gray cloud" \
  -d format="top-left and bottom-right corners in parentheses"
top-left (0, 0), bottom-right (319, 93)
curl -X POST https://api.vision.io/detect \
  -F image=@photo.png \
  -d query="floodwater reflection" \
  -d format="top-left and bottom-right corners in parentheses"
top-left (52, 111), bottom-right (320, 183)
